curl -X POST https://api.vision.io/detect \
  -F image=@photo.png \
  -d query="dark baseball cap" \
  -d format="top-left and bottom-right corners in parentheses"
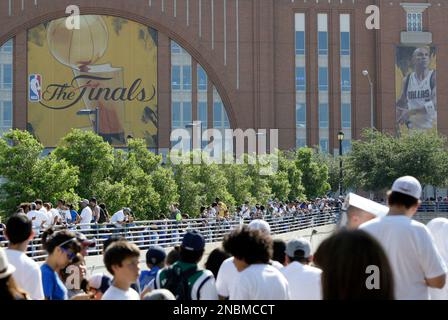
top-left (146, 246), bottom-right (166, 265)
top-left (181, 230), bottom-right (205, 251)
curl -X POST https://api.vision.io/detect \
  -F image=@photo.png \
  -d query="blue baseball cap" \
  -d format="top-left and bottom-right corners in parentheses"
top-left (181, 230), bottom-right (205, 251)
top-left (146, 246), bottom-right (166, 265)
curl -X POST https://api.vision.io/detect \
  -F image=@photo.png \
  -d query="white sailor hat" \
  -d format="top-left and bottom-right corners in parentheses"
top-left (344, 193), bottom-right (389, 218)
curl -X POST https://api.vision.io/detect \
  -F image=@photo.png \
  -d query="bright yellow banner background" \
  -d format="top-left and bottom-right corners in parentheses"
top-left (28, 16), bottom-right (158, 147)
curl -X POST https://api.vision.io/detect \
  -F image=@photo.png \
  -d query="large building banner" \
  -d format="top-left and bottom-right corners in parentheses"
top-left (27, 15), bottom-right (158, 147)
top-left (395, 46), bottom-right (437, 133)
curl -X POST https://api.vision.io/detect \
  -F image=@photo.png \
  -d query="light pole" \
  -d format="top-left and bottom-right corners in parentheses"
top-left (338, 131), bottom-right (345, 197)
top-left (362, 70), bottom-right (374, 129)
top-left (76, 108), bottom-right (100, 134)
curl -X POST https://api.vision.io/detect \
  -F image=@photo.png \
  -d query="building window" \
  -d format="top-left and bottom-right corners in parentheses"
top-left (318, 67), bottom-right (328, 90)
top-left (295, 67), bottom-right (306, 91)
top-left (171, 66), bottom-right (181, 90)
top-left (340, 32), bottom-right (350, 56)
top-left (407, 13), bottom-right (423, 32)
top-left (318, 104), bottom-right (329, 128)
top-left (320, 139), bottom-right (329, 153)
top-left (197, 65), bottom-right (207, 91)
top-left (171, 41), bottom-right (182, 54)
top-left (341, 104), bottom-right (351, 129)
top-left (341, 67), bottom-right (351, 91)
top-left (295, 13), bottom-right (307, 148)
top-left (295, 31), bottom-right (305, 55)
top-left (198, 102), bottom-right (207, 129)
top-left (182, 65), bottom-right (191, 90)
top-left (318, 32), bottom-right (328, 55)
top-left (296, 103), bottom-right (306, 128)
top-left (0, 39), bottom-right (13, 135)
top-left (172, 102), bottom-right (181, 128)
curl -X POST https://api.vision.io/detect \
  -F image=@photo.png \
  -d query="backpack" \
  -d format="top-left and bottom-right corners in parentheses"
top-left (156, 265), bottom-right (205, 300)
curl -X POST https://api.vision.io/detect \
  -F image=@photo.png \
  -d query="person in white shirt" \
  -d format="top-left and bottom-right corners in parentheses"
top-left (102, 240), bottom-right (141, 300)
top-left (27, 203), bottom-right (47, 233)
top-left (216, 219), bottom-right (282, 299)
top-left (110, 208), bottom-right (130, 229)
top-left (360, 176), bottom-right (447, 300)
top-left (281, 238), bottom-right (322, 300)
top-left (222, 225), bottom-right (290, 300)
top-left (79, 199), bottom-right (93, 230)
top-left (4, 213), bottom-right (44, 300)
top-left (427, 218), bottom-right (448, 300)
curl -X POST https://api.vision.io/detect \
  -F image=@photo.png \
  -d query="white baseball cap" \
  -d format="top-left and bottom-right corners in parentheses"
top-left (344, 193), bottom-right (389, 218)
top-left (391, 176), bottom-right (422, 200)
top-left (248, 219), bottom-right (271, 235)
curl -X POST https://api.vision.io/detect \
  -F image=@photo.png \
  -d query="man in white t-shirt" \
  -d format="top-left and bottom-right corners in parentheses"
top-left (426, 218), bottom-right (448, 300)
top-left (223, 225), bottom-right (290, 300)
top-left (281, 238), bottom-right (322, 300)
top-left (79, 199), bottom-right (93, 230)
top-left (110, 208), bottom-right (130, 229)
top-left (360, 176), bottom-right (447, 300)
top-left (216, 219), bottom-right (283, 299)
top-left (4, 213), bottom-right (44, 300)
top-left (27, 203), bottom-right (47, 233)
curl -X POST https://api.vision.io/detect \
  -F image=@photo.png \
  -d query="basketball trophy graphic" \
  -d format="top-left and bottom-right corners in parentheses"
top-left (46, 15), bottom-right (126, 144)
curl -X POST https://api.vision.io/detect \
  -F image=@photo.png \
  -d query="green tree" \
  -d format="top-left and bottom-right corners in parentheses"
top-left (53, 129), bottom-right (114, 197)
top-left (223, 162), bottom-right (254, 206)
top-left (295, 148), bottom-right (330, 199)
top-left (0, 130), bottom-right (79, 215)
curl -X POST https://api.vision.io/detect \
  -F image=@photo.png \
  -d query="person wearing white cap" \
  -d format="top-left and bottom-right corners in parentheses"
top-left (426, 218), bottom-right (448, 300)
top-left (281, 238), bottom-right (322, 300)
top-left (79, 199), bottom-right (93, 231)
top-left (340, 193), bottom-right (389, 230)
top-left (215, 219), bottom-right (280, 300)
top-left (360, 176), bottom-right (447, 299)
top-left (0, 248), bottom-right (29, 300)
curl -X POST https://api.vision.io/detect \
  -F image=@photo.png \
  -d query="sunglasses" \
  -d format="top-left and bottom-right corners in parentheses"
top-left (59, 246), bottom-right (77, 262)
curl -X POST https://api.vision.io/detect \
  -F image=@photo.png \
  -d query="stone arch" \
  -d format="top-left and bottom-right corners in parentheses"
top-left (0, 6), bottom-right (238, 128)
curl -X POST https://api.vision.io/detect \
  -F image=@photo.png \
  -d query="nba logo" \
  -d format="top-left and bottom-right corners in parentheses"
top-left (29, 74), bottom-right (42, 102)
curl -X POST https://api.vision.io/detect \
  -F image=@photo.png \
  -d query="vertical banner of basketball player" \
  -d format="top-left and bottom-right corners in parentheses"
top-left (27, 16), bottom-right (158, 147)
top-left (395, 46), bottom-right (437, 133)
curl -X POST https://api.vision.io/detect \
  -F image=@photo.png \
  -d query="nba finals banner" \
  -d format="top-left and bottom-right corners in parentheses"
top-left (395, 46), bottom-right (437, 133)
top-left (27, 15), bottom-right (158, 147)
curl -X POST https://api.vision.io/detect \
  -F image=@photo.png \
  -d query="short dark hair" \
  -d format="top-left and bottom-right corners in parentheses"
top-left (35, 199), bottom-right (43, 206)
top-left (103, 241), bottom-right (140, 275)
top-left (272, 239), bottom-right (286, 265)
top-left (103, 235), bottom-right (125, 253)
top-left (287, 249), bottom-right (310, 264)
top-left (6, 214), bottom-right (32, 244)
top-left (387, 191), bottom-right (419, 209)
top-left (205, 248), bottom-right (231, 278)
top-left (222, 225), bottom-right (272, 265)
top-left (166, 246), bottom-right (180, 266)
top-left (314, 229), bottom-right (394, 300)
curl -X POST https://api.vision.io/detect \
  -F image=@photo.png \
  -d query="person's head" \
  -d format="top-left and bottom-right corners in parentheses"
top-left (248, 219), bottom-right (271, 235)
top-left (179, 230), bottom-right (205, 264)
top-left (285, 237), bottom-right (312, 265)
top-left (146, 246), bottom-right (166, 269)
top-left (43, 203), bottom-right (52, 211)
top-left (272, 239), bottom-right (287, 266)
top-left (19, 203), bottom-right (31, 213)
top-left (99, 203), bottom-right (107, 211)
top-left (314, 229), bottom-right (394, 300)
top-left (75, 232), bottom-right (96, 256)
top-left (79, 199), bottom-right (89, 209)
top-left (387, 176), bottom-right (422, 216)
top-left (103, 240), bottom-right (140, 285)
top-left (222, 225), bottom-right (273, 272)
top-left (412, 46), bottom-right (430, 70)
top-left (41, 228), bottom-right (82, 270)
top-left (87, 273), bottom-right (111, 300)
top-left (89, 197), bottom-right (97, 207)
top-left (5, 214), bottom-right (34, 246)
top-left (204, 248), bottom-right (231, 278)
top-left (102, 235), bottom-right (125, 254)
top-left (143, 289), bottom-right (176, 300)
top-left (165, 246), bottom-right (181, 266)
top-left (346, 206), bottom-right (377, 230)
top-left (35, 199), bottom-right (43, 209)
top-left (57, 199), bottom-right (65, 208)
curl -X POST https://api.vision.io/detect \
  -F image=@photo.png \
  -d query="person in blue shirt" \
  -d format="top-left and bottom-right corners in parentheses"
top-left (40, 228), bottom-right (81, 300)
top-left (139, 246), bottom-right (166, 290)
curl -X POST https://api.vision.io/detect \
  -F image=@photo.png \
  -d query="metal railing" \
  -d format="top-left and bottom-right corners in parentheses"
top-left (0, 209), bottom-right (340, 262)
top-left (417, 202), bottom-right (448, 213)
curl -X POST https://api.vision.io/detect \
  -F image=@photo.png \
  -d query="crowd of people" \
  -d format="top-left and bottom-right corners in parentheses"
top-left (1, 175), bottom-right (447, 300)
